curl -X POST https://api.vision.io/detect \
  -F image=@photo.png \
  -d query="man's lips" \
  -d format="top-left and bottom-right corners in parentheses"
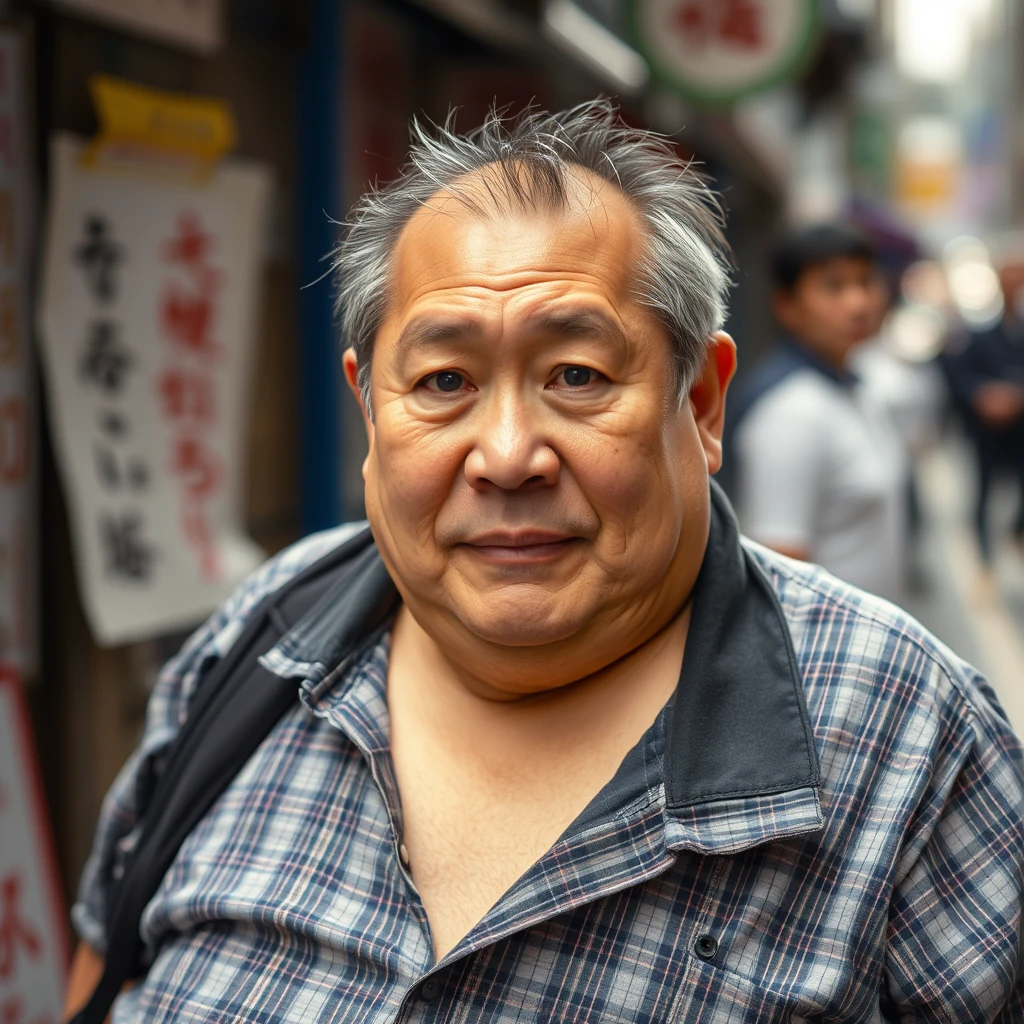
top-left (458, 531), bottom-right (582, 563)
top-left (463, 531), bottom-right (574, 547)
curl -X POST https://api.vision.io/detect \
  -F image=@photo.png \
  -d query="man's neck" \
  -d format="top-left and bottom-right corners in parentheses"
top-left (388, 601), bottom-right (690, 768)
top-left (385, 601), bottom-right (691, 960)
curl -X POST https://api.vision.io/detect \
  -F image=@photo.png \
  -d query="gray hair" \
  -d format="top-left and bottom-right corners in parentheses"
top-left (333, 99), bottom-right (731, 414)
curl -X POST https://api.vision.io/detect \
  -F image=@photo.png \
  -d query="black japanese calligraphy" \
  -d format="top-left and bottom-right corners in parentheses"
top-left (79, 321), bottom-right (132, 395)
top-left (73, 214), bottom-right (123, 303)
top-left (99, 510), bottom-right (156, 582)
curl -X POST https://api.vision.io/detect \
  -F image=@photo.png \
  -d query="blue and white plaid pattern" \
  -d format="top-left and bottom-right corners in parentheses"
top-left (74, 526), bottom-right (1024, 1023)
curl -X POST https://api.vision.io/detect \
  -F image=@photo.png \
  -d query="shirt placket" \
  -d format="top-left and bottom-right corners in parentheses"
top-left (299, 641), bottom-right (437, 977)
top-left (393, 795), bottom-right (681, 1022)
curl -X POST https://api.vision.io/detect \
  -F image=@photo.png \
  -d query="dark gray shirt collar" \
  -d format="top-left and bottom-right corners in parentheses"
top-left (270, 481), bottom-right (820, 818)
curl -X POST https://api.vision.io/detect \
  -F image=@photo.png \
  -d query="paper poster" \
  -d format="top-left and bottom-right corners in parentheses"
top-left (49, 0), bottom-right (222, 54)
top-left (38, 135), bottom-right (269, 646)
top-left (0, 28), bottom-right (36, 677)
top-left (0, 669), bottom-right (67, 1019)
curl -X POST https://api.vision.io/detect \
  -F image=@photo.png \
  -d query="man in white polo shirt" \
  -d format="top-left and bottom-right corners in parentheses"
top-left (731, 223), bottom-right (908, 604)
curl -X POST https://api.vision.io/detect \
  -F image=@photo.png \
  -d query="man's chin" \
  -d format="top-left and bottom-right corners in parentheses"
top-left (451, 600), bottom-right (587, 650)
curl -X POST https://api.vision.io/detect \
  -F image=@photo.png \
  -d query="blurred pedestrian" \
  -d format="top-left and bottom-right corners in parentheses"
top-left (730, 223), bottom-right (909, 604)
top-left (941, 254), bottom-right (1024, 566)
top-left (850, 285), bottom-right (944, 593)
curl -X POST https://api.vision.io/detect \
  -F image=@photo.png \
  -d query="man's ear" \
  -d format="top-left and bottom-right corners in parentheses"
top-left (688, 332), bottom-right (737, 475)
top-left (343, 348), bottom-right (375, 483)
top-left (343, 347), bottom-right (373, 435)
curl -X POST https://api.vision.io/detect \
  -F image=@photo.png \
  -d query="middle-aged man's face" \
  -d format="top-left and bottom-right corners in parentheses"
top-left (344, 166), bottom-right (735, 692)
top-left (774, 256), bottom-right (881, 367)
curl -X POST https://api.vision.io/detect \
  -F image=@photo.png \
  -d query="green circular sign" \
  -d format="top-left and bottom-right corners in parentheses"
top-left (627, 0), bottom-right (822, 106)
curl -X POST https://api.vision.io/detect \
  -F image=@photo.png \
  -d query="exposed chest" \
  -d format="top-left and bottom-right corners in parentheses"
top-left (392, 735), bottom-right (620, 959)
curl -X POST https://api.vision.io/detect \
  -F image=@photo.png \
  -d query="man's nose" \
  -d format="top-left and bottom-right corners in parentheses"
top-left (464, 390), bottom-right (560, 491)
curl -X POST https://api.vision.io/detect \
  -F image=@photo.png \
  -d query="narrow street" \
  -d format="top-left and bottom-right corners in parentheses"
top-left (910, 440), bottom-right (1024, 732)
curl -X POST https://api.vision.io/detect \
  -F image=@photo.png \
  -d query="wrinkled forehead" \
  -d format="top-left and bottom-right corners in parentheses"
top-left (388, 162), bottom-right (648, 310)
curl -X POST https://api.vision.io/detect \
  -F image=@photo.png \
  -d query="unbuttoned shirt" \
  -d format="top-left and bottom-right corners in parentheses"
top-left (74, 487), bottom-right (1024, 1023)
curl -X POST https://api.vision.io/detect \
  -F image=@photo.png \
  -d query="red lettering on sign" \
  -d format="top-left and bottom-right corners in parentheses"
top-left (720, 0), bottom-right (762, 47)
top-left (158, 211), bottom-right (225, 582)
top-left (170, 435), bottom-right (222, 500)
top-left (0, 873), bottom-right (42, 979)
top-left (0, 996), bottom-right (56, 1024)
top-left (162, 211), bottom-right (214, 270)
top-left (160, 286), bottom-right (220, 360)
top-left (169, 435), bottom-right (222, 579)
top-left (160, 212), bottom-right (223, 360)
top-left (158, 368), bottom-right (216, 425)
top-left (672, 0), bottom-right (763, 50)
top-left (0, 997), bottom-right (22, 1024)
top-left (674, 0), bottom-right (709, 42)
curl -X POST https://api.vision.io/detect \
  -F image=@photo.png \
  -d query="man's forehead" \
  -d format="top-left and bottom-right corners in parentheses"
top-left (389, 164), bottom-right (645, 309)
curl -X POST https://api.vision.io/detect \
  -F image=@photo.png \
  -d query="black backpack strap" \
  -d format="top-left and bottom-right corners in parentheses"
top-left (69, 528), bottom-right (400, 1024)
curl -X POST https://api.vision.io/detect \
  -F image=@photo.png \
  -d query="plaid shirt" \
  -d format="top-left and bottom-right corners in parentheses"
top-left (74, 489), bottom-right (1024, 1023)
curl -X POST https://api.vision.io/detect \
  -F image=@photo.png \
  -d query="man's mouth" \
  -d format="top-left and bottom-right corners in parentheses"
top-left (459, 531), bottom-right (581, 564)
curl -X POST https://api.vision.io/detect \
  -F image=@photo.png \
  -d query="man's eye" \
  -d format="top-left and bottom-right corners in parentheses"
top-left (423, 371), bottom-right (466, 393)
top-left (558, 366), bottom-right (598, 387)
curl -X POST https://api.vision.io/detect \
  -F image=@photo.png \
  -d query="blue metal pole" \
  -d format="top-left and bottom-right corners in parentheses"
top-left (298, 0), bottom-right (342, 534)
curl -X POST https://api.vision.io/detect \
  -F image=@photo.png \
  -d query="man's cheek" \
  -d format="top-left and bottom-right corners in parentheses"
top-left (583, 431), bottom-right (662, 518)
top-left (375, 444), bottom-right (453, 543)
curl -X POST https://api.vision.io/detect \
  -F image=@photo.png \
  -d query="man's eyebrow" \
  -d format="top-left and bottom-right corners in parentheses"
top-left (394, 308), bottom-right (626, 355)
top-left (395, 317), bottom-right (481, 356)
top-left (523, 308), bottom-right (626, 344)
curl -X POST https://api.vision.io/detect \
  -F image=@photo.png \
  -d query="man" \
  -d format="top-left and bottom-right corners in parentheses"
top-left (942, 252), bottom-right (1024, 566)
top-left (730, 224), bottom-right (910, 604)
top-left (66, 103), bottom-right (1024, 1022)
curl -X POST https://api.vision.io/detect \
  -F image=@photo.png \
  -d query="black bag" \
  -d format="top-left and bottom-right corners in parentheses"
top-left (69, 527), bottom-right (399, 1024)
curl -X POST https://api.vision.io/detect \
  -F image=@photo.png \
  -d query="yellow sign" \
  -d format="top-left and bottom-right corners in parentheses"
top-left (83, 75), bottom-right (236, 171)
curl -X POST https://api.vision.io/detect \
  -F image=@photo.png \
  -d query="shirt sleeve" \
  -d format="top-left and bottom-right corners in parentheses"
top-left (70, 604), bottom-right (235, 954)
top-left (734, 385), bottom-right (827, 552)
top-left (883, 665), bottom-right (1024, 1023)
top-left (70, 523), bottom-right (367, 954)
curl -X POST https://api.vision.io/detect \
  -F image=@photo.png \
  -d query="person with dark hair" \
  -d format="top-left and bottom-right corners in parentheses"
top-left (942, 253), bottom-right (1024, 568)
top-left (730, 222), bottom-right (909, 603)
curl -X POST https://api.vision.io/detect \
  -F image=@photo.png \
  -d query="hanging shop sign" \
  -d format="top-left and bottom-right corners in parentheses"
top-left (0, 668), bottom-right (68, 1018)
top-left (49, 0), bottom-right (222, 54)
top-left (0, 26), bottom-right (37, 678)
top-left (37, 80), bottom-right (270, 646)
top-left (628, 0), bottom-right (821, 105)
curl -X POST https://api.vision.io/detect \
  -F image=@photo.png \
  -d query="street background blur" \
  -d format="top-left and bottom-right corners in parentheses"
top-left (2, 0), bottom-right (1024, 1006)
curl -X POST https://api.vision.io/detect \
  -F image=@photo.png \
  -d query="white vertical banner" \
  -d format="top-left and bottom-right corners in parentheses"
top-left (0, 27), bottom-right (37, 677)
top-left (0, 669), bottom-right (68, 1018)
top-left (38, 135), bottom-right (270, 646)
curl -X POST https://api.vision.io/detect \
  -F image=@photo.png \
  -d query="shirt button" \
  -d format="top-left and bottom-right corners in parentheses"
top-left (419, 977), bottom-right (442, 1002)
top-left (694, 934), bottom-right (719, 961)
top-left (399, 842), bottom-right (410, 867)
